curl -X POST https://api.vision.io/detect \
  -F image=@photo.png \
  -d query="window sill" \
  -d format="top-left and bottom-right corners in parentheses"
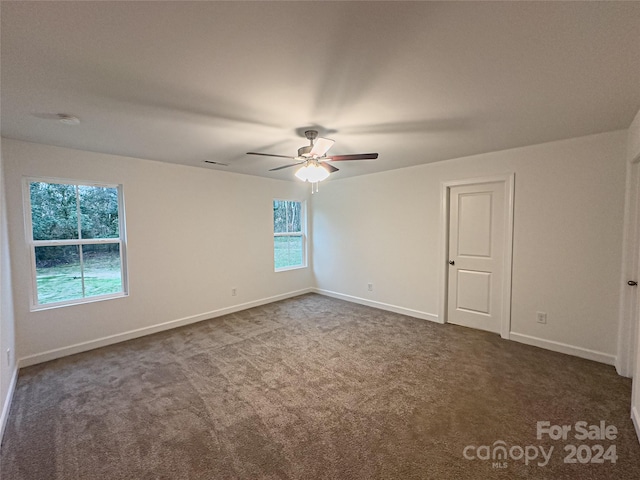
top-left (30, 292), bottom-right (128, 312)
top-left (275, 265), bottom-right (307, 273)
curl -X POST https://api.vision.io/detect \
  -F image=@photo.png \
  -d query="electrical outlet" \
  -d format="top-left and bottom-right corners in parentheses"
top-left (536, 312), bottom-right (547, 324)
top-left (367, 283), bottom-right (373, 292)
top-left (231, 288), bottom-right (237, 296)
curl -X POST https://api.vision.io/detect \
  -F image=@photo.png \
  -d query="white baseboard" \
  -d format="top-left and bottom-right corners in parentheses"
top-left (509, 332), bottom-right (616, 366)
top-left (15, 288), bottom-right (618, 372)
top-left (0, 366), bottom-right (18, 446)
top-left (632, 406), bottom-right (640, 444)
top-left (313, 290), bottom-right (619, 368)
top-left (18, 288), bottom-right (313, 368)
top-left (313, 288), bottom-right (440, 323)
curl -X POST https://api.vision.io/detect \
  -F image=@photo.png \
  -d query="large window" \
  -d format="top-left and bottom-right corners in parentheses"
top-left (273, 200), bottom-right (306, 271)
top-left (25, 179), bottom-right (128, 309)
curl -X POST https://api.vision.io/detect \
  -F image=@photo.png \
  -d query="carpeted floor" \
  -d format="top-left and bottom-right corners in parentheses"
top-left (1, 293), bottom-right (639, 479)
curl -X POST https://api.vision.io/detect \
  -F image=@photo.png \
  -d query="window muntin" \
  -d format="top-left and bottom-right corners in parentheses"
top-left (26, 179), bottom-right (127, 309)
top-left (273, 200), bottom-right (306, 271)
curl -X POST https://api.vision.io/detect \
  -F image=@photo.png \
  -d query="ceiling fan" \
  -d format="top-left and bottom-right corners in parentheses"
top-left (246, 130), bottom-right (378, 183)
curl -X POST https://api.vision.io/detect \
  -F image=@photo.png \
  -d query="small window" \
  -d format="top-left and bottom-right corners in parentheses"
top-left (273, 200), bottom-right (306, 271)
top-left (25, 179), bottom-right (128, 309)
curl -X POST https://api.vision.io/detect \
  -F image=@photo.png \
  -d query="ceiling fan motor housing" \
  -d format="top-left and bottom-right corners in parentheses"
top-left (298, 145), bottom-right (312, 157)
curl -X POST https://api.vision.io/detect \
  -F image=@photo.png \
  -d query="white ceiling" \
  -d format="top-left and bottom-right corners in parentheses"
top-left (2, 1), bottom-right (640, 181)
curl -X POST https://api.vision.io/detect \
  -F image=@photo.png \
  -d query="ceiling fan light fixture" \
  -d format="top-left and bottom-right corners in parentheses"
top-left (295, 162), bottom-right (330, 183)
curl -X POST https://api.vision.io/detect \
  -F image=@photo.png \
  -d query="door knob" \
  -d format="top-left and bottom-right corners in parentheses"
top-left (628, 280), bottom-right (638, 286)
top-left (449, 260), bottom-right (455, 265)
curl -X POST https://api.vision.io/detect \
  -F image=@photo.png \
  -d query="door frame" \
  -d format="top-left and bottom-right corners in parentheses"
top-left (438, 174), bottom-right (515, 339)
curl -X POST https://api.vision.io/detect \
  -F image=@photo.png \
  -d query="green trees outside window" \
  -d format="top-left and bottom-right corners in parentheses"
top-left (28, 180), bottom-right (126, 307)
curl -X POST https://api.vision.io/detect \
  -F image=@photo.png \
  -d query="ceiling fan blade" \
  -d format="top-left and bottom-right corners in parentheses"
top-left (320, 162), bottom-right (339, 173)
top-left (269, 161), bottom-right (306, 171)
top-left (325, 153), bottom-right (378, 161)
top-left (310, 137), bottom-right (335, 157)
top-left (247, 152), bottom-right (295, 159)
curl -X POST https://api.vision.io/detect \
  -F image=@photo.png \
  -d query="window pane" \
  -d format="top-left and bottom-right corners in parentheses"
top-left (83, 244), bottom-right (122, 296)
top-left (30, 182), bottom-right (79, 240)
top-left (273, 200), bottom-right (287, 233)
top-left (288, 202), bottom-right (301, 233)
top-left (79, 185), bottom-right (119, 239)
top-left (274, 236), bottom-right (303, 269)
top-left (35, 245), bottom-right (82, 304)
top-left (273, 200), bottom-right (301, 234)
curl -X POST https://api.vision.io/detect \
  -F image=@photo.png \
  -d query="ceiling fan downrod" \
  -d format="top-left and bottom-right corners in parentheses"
top-left (304, 129), bottom-right (318, 146)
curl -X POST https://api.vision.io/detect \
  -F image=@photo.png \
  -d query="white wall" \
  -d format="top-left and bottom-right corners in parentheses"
top-left (2, 139), bottom-right (312, 365)
top-left (0, 136), bottom-right (17, 442)
top-left (312, 131), bottom-right (627, 363)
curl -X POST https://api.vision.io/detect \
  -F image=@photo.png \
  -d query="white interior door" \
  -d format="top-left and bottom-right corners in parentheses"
top-left (619, 161), bottom-right (640, 378)
top-left (447, 182), bottom-right (505, 334)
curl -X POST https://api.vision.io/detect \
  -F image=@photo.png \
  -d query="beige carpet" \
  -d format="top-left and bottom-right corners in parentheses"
top-left (1, 293), bottom-right (639, 479)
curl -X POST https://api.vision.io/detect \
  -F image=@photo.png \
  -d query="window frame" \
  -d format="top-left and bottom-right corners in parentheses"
top-left (273, 199), bottom-right (307, 272)
top-left (23, 177), bottom-right (129, 310)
